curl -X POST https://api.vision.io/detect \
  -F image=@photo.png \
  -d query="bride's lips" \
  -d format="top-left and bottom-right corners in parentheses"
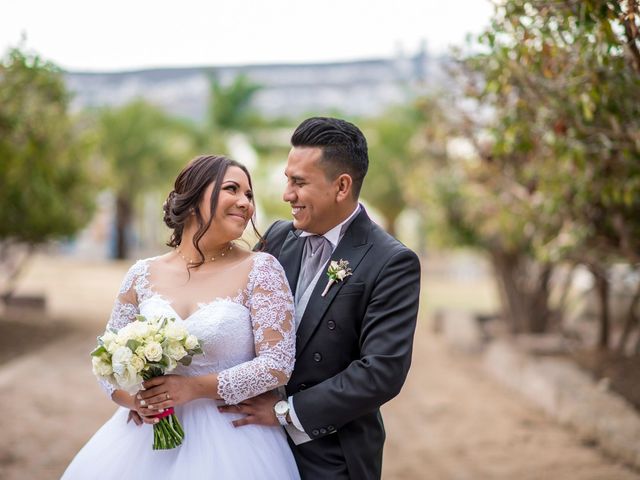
top-left (228, 212), bottom-right (247, 222)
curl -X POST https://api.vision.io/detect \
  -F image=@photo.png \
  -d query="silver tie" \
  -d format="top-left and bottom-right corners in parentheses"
top-left (296, 235), bottom-right (332, 302)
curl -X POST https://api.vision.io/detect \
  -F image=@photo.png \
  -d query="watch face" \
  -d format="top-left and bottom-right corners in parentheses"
top-left (274, 401), bottom-right (288, 415)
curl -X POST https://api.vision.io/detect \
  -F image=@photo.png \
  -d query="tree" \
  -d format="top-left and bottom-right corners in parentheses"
top-left (0, 47), bottom-right (95, 300)
top-left (362, 105), bottom-right (425, 236)
top-left (441, 0), bottom-right (640, 343)
top-left (208, 74), bottom-right (262, 134)
top-left (199, 73), bottom-right (298, 225)
top-left (191, 73), bottom-right (264, 153)
top-left (97, 100), bottom-right (193, 259)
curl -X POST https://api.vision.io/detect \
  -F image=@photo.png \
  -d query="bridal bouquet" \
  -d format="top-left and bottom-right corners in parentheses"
top-left (91, 315), bottom-right (203, 450)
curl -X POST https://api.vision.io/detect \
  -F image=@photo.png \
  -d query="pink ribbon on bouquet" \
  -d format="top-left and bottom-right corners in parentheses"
top-left (153, 407), bottom-right (175, 420)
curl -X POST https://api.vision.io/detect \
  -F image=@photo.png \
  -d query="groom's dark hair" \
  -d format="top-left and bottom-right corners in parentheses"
top-left (291, 116), bottom-right (369, 198)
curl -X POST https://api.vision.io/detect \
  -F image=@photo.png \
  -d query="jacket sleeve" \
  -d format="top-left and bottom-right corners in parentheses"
top-left (254, 220), bottom-right (291, 255)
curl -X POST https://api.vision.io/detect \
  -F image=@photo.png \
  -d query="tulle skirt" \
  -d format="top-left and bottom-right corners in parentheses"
top-left (62, 398), bottom-right (300, 479)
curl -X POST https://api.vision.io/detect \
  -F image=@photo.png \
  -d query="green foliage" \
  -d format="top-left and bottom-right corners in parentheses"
top-left (98, 99), bottom-right (191, 194)
top-left (96, 100), bottom-right (195, 258)
top-left (198, 73), bottom-right (265, 153)
top-left (462, 0), bottom-right (640, 266)
top-left (362, 105), bottom-right (425, 235)
top-left (208, 74), bottom-right (262, 133)
top-left (428, 0), bottom-right (640, 339)
top-left (201, 73), bottom-right (295, 224)
top-left (0, 47), bottom-right (95, 244)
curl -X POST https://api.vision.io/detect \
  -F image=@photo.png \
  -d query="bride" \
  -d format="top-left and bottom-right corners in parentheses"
top-left (62, 155), bottom-right (300, 479)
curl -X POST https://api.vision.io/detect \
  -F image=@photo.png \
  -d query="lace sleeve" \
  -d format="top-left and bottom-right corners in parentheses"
top-left (97, 260), bottom-right (146, 396)
top-left (217, 253), bottom-right (296, 404)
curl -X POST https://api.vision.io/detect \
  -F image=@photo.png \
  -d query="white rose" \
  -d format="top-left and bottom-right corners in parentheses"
top-left (165, 342), bottom-right (187, 361)
top-left (105, 339), bottom-right (121, 354)
top-left (184, 335), bottom-right (199, 350)
top-left (130, 321), bottom-right (151, 340)
top-left (164, 323), bottom-right (187, 341)
top-left (336, 270), bottom-right (347, 280)
top-left (143, 342), bottom-right (163, 362)
top-left (330, 260), bottom-right (339, 269)
top-left (101, 330), bottom-right (117, 345)
top-left (92, 356), bottom-right (113, 377)
top-left (111, 346), bottom-right (133, 367)
top-left (115, 333), bottom-right (131, 345)
top-left (115, 364), bottom-right (143, 394)
top-left (129, 354), bottom-right (145, 372)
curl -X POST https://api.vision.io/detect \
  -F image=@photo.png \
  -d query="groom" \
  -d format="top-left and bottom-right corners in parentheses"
top-left (220, 117), bottom-right (421, 479)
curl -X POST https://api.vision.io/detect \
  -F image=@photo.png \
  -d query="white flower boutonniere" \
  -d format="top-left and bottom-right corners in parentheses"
top-left (321, 259), bottom-right (353, 297)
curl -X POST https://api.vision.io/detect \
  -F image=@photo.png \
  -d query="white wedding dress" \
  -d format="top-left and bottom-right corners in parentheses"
top-left (62, 252), bottom-right (300, 479)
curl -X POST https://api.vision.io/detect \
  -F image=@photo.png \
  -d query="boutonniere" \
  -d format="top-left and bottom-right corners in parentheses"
top-left (321, 260), bottom-right (352, 297)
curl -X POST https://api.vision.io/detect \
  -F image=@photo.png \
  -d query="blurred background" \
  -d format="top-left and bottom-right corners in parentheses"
top-left (1, 1), bottom-right (640, 479)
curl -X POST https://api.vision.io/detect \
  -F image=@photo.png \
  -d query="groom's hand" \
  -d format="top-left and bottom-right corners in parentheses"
top-left (127, 410), bottom-right (143, 426)
top-left (218, 390), bottom-right (280, 427)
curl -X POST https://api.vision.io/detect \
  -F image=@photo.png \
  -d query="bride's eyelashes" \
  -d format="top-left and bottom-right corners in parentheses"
top-left (223, 184), bottom-right (253, 201)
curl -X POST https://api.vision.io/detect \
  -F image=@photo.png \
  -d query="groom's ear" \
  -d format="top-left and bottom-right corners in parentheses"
top-left (335, 173), bottom-right (353, 202)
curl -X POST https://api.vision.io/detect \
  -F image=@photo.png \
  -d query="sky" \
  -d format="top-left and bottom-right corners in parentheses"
top-left (1, 0), bottom-right (495, 72)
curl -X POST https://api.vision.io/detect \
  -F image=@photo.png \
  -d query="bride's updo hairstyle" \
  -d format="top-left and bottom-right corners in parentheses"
top-left (163, 155), bottom-right (261, 268)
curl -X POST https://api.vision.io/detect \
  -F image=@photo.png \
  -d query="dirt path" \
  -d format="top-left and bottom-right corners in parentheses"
top-left (0, 256), bottom-right (638, 479)
top-left (382, 322), bottom-right (638, 479)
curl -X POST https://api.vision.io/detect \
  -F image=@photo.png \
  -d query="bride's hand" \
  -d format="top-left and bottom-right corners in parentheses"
top-left (136, 374), bottom-right (195, 413)
top-left (129, 394), bottom-right (164, 425)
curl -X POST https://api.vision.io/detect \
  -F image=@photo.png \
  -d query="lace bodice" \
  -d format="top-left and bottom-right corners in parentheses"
top-left (98, 252), bottom-right (295, 405)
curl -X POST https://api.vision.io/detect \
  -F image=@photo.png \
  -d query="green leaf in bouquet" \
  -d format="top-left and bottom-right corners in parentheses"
top-left (146, 365), bottom-right (163, 378)
top-left (135, 314), bottom-right (148, 322)
top-left (91, 345), bottom-right (108, 357)
top-left (189, 346), bottom-right (203, 355)
top-left (159, 354), bottom-right (171, 368)
top-left (178, 355), bottom-right (193, 366)
top-left (126, 339), bottom-right (141, 352)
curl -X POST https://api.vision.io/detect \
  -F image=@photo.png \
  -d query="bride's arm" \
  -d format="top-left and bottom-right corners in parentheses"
top-left (215, 253), bottom-right (295, 405)
top-left (140, 254), bottom-right (295, 410)
top-left (96, 262), bottom-right (143, 399)
top-left (96, 261), bottom-right (163, 424)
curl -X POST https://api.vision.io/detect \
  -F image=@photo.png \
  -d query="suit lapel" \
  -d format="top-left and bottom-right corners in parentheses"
top-left (278, 230), bottom-right (304, 297)
top-left (296, 209), bottom-right (373, 356)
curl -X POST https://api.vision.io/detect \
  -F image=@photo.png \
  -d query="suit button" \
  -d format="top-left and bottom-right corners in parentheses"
top-left (312, 429), bottom-right (320, 436)
top-left (327, 320), bottom-right (336, 330)
top-left (327, 425), bottom-right (335, 432)
top-left (320, 428), bottom-right (327, 434)
top-left (313, 352), bottom-right (322, 362)
top-left (299, 384), bottom-right (307, 391)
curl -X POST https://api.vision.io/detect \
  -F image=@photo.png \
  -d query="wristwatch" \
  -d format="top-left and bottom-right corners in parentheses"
top-left (274, 400), bottom-right (290, 426)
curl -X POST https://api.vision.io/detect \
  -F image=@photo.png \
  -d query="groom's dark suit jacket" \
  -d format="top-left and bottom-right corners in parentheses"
top-left (260, 208), bottom-right (421, 480)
